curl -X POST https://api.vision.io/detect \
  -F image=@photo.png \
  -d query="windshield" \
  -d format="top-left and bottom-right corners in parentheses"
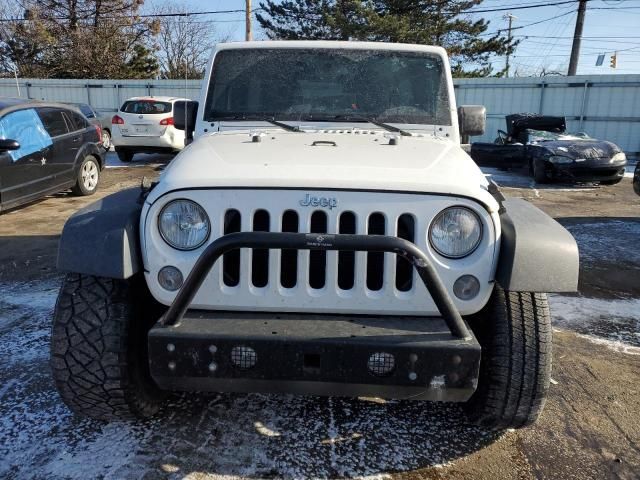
top-left (204, 48), bottom-right (451, 126)
top-left (527, 129), bottom-right (591, 143)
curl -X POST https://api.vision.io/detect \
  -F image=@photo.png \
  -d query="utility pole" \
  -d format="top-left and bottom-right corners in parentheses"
top-left (568, 0), bottom-right (587, 76)
top-left (246, 0), bottom-right (252, 41)
top-left (504, 13), bottom-right (516, 78)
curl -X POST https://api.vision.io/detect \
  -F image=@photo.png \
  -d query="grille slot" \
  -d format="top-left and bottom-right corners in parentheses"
top-left (309, 211), bottom-right (327, 289)
top-left (396, 214), bottom-right (415, 292)
top-left (280, 210), bottom-right (299, 288)
top-left (338, 212), bottom-right (356, 290)
top-left (252, 210), bottom-right (270, 288)
top-left (367, 213), bottom-right (385, 291)
top-left (223, 209), bottom-right (241, 286)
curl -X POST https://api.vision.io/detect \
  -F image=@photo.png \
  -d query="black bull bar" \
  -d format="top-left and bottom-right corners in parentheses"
top-left (159, 231), bottom-right (471, 340)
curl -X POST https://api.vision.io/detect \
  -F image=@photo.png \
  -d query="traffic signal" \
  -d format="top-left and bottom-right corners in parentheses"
top-left (610, 53), bottom-right (617, 69)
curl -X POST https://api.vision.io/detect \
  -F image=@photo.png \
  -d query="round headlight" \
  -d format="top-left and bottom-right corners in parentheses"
top-left (429, 207), bottom-right (482, 259)
top-left (158, 199), bottom-right (210, 250)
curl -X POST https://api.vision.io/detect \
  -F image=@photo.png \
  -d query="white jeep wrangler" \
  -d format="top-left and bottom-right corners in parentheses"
top-left (51, 41), bottom-right (579, 429)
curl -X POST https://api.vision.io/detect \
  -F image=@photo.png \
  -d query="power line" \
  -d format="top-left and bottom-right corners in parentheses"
top-left (466, 0), bottom-right (583, 14)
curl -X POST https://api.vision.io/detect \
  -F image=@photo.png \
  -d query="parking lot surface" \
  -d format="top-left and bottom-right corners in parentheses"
top-left (0, 154), bottom-right (639, 479)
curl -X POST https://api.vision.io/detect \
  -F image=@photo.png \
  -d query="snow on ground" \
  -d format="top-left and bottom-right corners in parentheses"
top-left (550, 295), bottom-right (640, 355)
top-left (1, 278), bottom-right (638, 478)
top-left (0, 280), bottom-right (501, 479)
top-left (562, 220), bottom-right (640, 266)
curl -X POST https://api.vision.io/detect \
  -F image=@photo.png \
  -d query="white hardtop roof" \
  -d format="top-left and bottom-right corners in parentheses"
top-left (123, 96), bottom-right (190, 102)
top-left (215, 40), bottom-right (447, 57)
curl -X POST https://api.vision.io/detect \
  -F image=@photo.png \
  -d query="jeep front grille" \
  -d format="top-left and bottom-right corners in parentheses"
top-left (220, 208), bottom-right (415, 292)
top-left (144, 189), bottom-right (496, 316)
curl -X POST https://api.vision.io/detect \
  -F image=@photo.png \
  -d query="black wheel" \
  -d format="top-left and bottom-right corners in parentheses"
top-left (50, 273), bottom-right (166, 420)
top-left (531, 159), bottom-right (548, 184)
top-left (101, 129), bottom-right (111, 150)
top-left (465, 286), bottom-right (552, 429)
top-left (71, 155), bottom-right (100, 196)
top-left (600, 178), bottom-right (622, 186)
top-left (116, 148), bottom-right (134, 163)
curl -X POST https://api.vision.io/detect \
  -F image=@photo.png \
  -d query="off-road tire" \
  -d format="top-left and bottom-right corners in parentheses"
top-left (531, 159), bottom-right (548, 184)
top-left (116, 148), bottom-right (134, 163)
top-left (71, 156), bottom-right (100, 196)
top-left (50, 273), bottom-right (166, 420)
top-left (465, 286), bottom-right (552, 429)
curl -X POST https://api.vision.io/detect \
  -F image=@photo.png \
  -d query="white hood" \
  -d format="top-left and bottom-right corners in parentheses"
top-left (148, 129), bottom-right (498, 211)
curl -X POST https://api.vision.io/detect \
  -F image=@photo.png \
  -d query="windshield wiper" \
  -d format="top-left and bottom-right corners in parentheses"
top-left (305, 114), bottom-right (413, 137)
top-left (211, 114), bottom-right (302, 133)
top-left (266, 119), bottom-right (302, 133)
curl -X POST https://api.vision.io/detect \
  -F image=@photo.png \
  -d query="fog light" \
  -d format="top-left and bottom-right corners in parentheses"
top-left (158, 266), bottom-right (183, 291)
top-left (453, 275), bottom-right (480, 300)
top-left (367, 352), bottom-right (395, 377)
top-left (231, 346), bottom-right (257, 369)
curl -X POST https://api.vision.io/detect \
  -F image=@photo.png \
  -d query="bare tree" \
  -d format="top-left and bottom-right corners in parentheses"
top-left (153, 4), bottom-right (226, 79)
top-left (0, 0), bottom-right (159, 79)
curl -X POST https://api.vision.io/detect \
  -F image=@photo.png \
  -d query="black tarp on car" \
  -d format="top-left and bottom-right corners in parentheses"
top-left (506, 114), bottom-right (566, 138)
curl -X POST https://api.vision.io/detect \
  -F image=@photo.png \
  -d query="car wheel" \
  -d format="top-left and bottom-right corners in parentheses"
top-left (71, 155), bottom-right (100, 196)
top-left (101, 129), bottom-right (111, 150)
top-left (465, 286), bottom-right (552, 429)
top-left (116, 148), bottom-right (134, 163)
top-left (50, 273), bottom-right (167, 420)
top-left (532, 159), bottom-right (548, 184)
top-left (600, 178), bottom-right (622, 186)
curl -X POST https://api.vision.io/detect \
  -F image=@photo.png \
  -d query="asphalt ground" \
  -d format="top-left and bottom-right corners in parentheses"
top-left (0, 153), bottom-right (638, 479)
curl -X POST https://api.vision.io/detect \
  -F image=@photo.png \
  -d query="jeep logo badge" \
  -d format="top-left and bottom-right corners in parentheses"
top-left (299, 193), bottom-right (338, 209)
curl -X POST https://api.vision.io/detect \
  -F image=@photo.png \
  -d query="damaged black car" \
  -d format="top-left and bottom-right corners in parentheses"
top-left (470, 114), bottom-right (627, 184)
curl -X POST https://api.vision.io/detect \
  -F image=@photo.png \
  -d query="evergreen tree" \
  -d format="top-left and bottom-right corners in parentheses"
top-left (256, 0), bottom-right (515, 77)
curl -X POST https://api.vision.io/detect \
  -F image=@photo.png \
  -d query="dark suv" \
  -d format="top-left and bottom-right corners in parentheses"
top-left (0, 98), bottom-right (104, 212)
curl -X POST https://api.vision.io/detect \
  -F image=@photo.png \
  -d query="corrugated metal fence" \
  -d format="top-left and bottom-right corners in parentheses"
top-left (455, 74), bottom-right (640, 158)
top-left (0, 74), bottom-right (638, 157)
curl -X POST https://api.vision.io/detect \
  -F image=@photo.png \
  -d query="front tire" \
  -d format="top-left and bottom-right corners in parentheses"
top-left (50, 273), bottom-right (166, 420)
top-left (465, 286), bottom-right (552, 429)
top-left (71, 155), bottom-right (100, 196)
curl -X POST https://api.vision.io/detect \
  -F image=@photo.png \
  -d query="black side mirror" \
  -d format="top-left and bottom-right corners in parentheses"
top-left (173, 101), bottom-right (199, 144)
top-left (0, 139), bottom-right (20, 152)
top-left (458, 105), bottom-right (486, 143)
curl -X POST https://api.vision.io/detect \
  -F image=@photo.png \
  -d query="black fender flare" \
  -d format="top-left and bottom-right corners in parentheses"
top-left (57, 187), bottom-right (143, 279)
top-left (496, 198), bottom-right (579, 292)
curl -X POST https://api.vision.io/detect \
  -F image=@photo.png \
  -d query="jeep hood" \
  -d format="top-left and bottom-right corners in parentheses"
top-left (148, 130), bottom-right (498, 211)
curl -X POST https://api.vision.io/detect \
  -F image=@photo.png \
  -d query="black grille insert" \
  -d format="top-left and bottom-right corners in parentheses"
top-left (223, 209), bottom-right (241, 286)
top-left (251, 210), bottom-right (270, 287)
top-left (367, 213), bottom-right (385, 291)
top-left (280, 210), bottom-right (299, 288)
top-left (396, 214), bottom-right (415, 291)
top-left (338, 212), bottom-right (356, 290)
top-left (309, 211), bottom-right (327, 289)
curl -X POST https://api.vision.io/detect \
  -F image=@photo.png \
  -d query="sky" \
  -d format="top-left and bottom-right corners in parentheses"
top-left (145, 0), bottom-right (640, 76)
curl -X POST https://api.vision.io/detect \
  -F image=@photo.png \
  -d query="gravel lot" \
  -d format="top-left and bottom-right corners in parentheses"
top-left (0, 153), bottom-right (639, 479)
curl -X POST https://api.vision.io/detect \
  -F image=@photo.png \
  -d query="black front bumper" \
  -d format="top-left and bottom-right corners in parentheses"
top-left (148, 232), bottom-right (481, 402)
top-left (548, 160), bottom-right (626, 182)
